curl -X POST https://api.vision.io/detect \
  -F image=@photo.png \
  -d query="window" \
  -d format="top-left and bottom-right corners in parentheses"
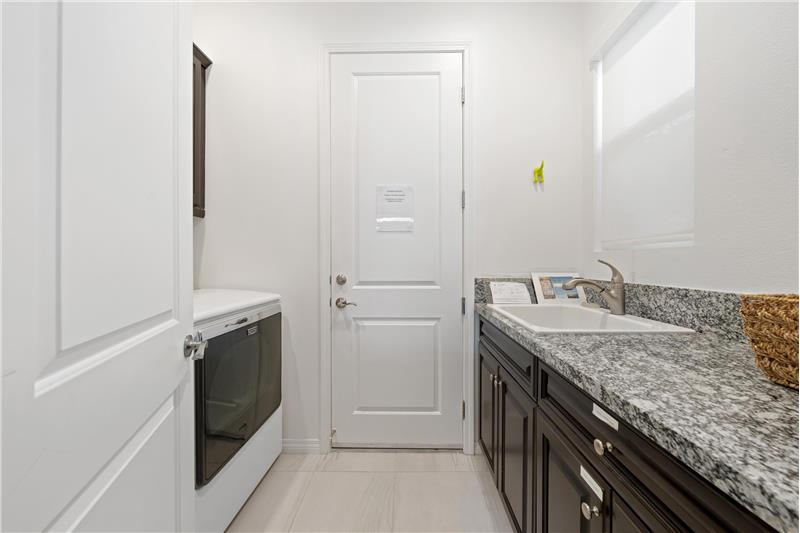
top-left (593, 2), bottom-right (695, 250)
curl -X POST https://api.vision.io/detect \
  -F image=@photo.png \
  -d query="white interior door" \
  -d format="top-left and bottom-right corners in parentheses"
top-left (2, 2), bottom-right (194, 531)
top-left (330, 51), bottom-right (464, 448)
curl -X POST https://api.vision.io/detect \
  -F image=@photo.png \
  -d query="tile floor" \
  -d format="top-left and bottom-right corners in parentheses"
top-left (227, 450), bottom-right (514, 532)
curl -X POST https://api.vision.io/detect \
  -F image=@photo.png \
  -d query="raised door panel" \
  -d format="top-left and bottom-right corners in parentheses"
top-left (478, 343), bottom-right (499, 473)
top-left (59, 2), bottom-right (176, 350)
top-left (498, 368), bottom-right (535, 533)
top-left (610, 492), bottom-right (652, 533)
top-left (354, 318), bottom-right (440, 411)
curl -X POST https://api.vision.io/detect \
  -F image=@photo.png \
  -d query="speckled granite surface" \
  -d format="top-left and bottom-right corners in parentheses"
top-left (476, 277), bottom-right (746, 341)
top-left (477, 303), bottom-right (798, 532)
top-left (584, 281), bottom-right (747, 342)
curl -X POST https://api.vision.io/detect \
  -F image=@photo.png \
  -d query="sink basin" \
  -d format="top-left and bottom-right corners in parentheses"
top-left (488, 304), bottom-right (694, 334)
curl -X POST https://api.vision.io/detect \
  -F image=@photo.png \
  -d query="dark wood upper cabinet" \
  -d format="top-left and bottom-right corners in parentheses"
top-left (193, 44), bottom-right (212, 218)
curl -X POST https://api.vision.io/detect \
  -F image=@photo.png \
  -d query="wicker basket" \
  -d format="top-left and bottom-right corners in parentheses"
top-left (740, 294), bottom-right (799, 389)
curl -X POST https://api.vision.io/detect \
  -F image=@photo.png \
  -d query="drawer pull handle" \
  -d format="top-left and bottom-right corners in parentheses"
top-left (581, 502), bottom-right (600, 520)
top-left (592, 403), bottom-right (619, 431)
top-left (593, 439), bottom-right (614, 456)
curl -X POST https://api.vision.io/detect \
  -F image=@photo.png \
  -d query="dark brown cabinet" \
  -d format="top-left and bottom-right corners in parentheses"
top-left (478, 343), bottom-right (499, 475)
top-left (478, 326), bottom-right (537, 533)
top-left (536, 408), bottom-right (654, 533)
top-left (610, 493), bottom-right (651, 533)
top-left (498, 367), bottom-right (535, 533)
top-left (477, 316), bottom-right (776, 533)
top-left (536, 411), bottom-right (605, 533)
top-left (193, 44), bottom-right (212, 218)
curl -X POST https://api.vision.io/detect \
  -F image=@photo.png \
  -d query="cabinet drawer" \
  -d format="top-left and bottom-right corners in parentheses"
top-left (538, 364), bottom-right (775, 533)
top-left (479, 319), bottom-right (535, 398)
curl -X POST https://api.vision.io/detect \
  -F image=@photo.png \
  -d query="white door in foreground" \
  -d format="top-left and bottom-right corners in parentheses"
top-left (330, 51), bottom-right (464, 447)
top-left (2, 3), bottom-right (193, 531)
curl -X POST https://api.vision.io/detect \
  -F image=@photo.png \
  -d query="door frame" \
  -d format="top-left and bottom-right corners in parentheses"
top-left (318, 42), bottom-right (474, 454)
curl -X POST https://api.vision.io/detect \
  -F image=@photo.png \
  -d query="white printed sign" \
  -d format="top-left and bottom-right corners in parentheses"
top-left (376, 185), bottom-right (414, 232)
top-left (489, 282), bottom-right (532, 304)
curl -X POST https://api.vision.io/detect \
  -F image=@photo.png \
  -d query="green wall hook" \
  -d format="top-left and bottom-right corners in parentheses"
top-left (533, 160), bottom-right (544, 184)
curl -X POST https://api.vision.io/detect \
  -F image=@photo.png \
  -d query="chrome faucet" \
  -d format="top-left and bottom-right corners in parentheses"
top-left (563, 260), bottom-right (626, 315)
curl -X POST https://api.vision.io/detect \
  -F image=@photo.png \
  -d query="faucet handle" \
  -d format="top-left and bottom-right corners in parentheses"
top-left (597, 260), bottom-right (624, 284)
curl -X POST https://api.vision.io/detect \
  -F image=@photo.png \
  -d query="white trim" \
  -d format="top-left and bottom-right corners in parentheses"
top-left (460, 45), bottom-right (475, 456)
top-left (591, 60), bottom-right (603, 253)
top-left (591, 1), bottom-right (696, 253)
top-left (0, 0), bottom-right (6, 510)
top-left (283, 438), bottom-right (322, 454)
top-left (318, 44), bottom-right (332, 454)
top-left (590, 1), bottom-right (654, 62)
top-left (601, 232), bottom-right (695, 251)
top-left (318, 42), bottom-right (473, 454)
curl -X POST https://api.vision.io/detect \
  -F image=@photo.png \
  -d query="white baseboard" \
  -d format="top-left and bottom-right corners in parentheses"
top-left (282, 438), bottom-right (322, 454)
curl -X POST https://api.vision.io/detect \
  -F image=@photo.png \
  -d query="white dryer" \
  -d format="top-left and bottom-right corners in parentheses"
top-left (192, 289), bottom-right (282, 532)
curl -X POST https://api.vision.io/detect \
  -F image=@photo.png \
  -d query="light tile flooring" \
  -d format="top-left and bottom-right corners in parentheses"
top-left (227, 450), bottom-right (513, 533)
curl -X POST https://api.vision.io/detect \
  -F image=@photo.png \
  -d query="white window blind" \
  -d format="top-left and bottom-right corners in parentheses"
top-left (593, 1), bottom-right (695, 250)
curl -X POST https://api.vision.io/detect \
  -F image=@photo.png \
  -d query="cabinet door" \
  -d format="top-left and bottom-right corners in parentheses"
top-left (498, 368), bottom-right (535, 533)
top-left (536, 410), bottom-right (605, 533)
top-left (610, 492), bottom-right (651, 533)
top-left (192, 44), bottom-right (211, 218)
top-left (478, 343), bottom-right (499, 474)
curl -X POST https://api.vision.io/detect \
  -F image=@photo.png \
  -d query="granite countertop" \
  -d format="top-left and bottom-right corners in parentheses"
top-left (477, 303), bottom-right (799, 533)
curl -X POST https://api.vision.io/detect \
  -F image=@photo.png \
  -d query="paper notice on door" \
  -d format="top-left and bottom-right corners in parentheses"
top-left (376, 185), bottom-right (414, 232)
top-left (489, 282), bottom-right (532, 304)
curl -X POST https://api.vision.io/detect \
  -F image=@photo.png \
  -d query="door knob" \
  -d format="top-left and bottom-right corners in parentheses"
top-left (335, 274), bottom-right (348, 285)
top-left (183, 335), bottom-right (208, 360)
top-left (335, 297), bottom-right (357, 309)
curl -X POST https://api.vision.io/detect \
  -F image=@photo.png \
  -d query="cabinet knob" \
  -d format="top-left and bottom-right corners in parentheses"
top-left (581, 502), bottom-right (600, 520)
top-left (593, 438), bottom-right (605, 456)
top-left (593, 438), bottom-right (614, 456)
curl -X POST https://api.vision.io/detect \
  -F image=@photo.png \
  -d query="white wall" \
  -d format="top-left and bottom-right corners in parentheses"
top-left (193, 3), bottom-right (584, 445)
top-left (580, 1), bottom-right (799, 293)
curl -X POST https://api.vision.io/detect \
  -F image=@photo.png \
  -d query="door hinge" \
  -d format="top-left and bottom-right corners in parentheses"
top-left (461, 86), bottom-right (465, 105)
top-left (461, 297), bottom-right (466, 315)
top-left (329, 297), bottom-right (332, 307)
top-left (461, 401), bottom-right (466, 420)
top-left (461, 190), bottom-right (465, 209)
top-left (330, 427), bottom-right (337, 444)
